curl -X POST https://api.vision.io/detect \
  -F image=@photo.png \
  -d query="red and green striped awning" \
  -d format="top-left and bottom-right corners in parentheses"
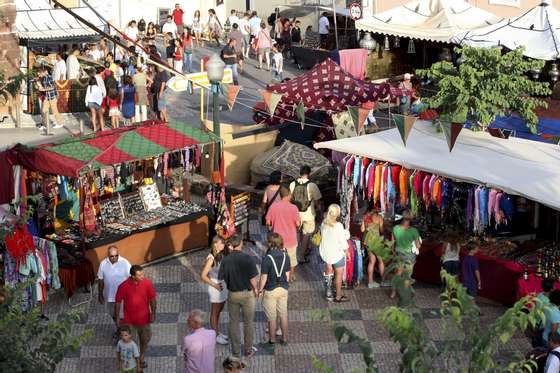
top-left (11, 121), bottom-right (219, 177)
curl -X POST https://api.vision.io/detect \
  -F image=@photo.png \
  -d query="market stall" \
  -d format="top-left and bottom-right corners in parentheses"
top-left (315, 119), bottom-right (560, 304)
top-left (16, 0), bottom-right (107, 113)
top-left (453, 2), bottom-right (560, 60)
top-left (2, 121), bottom-right (222, 276)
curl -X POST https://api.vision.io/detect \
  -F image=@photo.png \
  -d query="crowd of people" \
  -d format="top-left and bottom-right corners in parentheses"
top-left (34, 5), bottom-right (312, 133)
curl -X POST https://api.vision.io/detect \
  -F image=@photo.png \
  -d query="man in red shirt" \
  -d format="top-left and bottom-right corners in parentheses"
top-left (172, 3), bottom-right (185, 35)
top-left (266, 186), bottom-right (301, 281)
top-left (115, 265), bottom-right (157, 370)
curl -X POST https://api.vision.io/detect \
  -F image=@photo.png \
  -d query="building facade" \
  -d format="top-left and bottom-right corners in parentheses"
top-left (364, 0), bottom-right (560, 18)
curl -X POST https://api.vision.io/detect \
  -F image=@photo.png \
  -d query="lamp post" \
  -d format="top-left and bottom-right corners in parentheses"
top-left (206, 54), bottom-right (225, 138)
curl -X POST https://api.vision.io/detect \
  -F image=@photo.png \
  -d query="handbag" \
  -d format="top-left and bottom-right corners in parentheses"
top-left (261, 187), bottom-right (281, 226)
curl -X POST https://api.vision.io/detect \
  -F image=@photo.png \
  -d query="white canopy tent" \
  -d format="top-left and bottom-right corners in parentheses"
top-left (355, 0), bottom-right (502, 42)
top-left (453, 2), bottom-right (560, 60)
top-left (314, 120), bottom-right (560, 211)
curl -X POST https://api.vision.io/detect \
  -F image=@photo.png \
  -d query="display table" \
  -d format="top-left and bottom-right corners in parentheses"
top-left (516, 273), bottom-right (560, 299)
top-left (292, 47), bottom-right (333, 69)
top-left (412, 241), bottom-right (524, 305)
top-left (84, 212), bottom-right (209, 273)
top-left (59, 259), bottom-right (95, 298)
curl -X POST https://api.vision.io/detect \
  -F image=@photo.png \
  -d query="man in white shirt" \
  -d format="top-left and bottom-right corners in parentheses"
top-left (88, 44), bottom-right (103, 62)
top-left (238, 12), bottom-right (251, 58)
top-left (162, 15), bottom-right (178, 39)
top-left (318, 12), bottom-right (330, 49)
top-left (97, 246), bottom-right (131, 333)
top-left (546, 331), bottom-right (560, 373)
top-left (52, 53), bottom-right (67, 81)
top-left (228, 9), bottom-right (239, 28)
top-left (66, 48), bottom-right (81, 80)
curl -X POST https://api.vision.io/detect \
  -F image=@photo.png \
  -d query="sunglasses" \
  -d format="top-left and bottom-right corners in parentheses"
top-left (109, 255), bottom-right (119, 258)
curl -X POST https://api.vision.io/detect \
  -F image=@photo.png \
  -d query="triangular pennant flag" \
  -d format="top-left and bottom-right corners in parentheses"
top-left (441, 122), bottom-right (463, 152)
top-left (296, 101), bottom-right (306, 130)
top-left (260, 90), bottom-right (283, 114)
top-left (393, 114), bottom-right (416, 146)
top-left (347, 106), bottom-right (360, 132)
top-left (223, 85), bottom-right (241, 111)
top-left (358, 107), bottom-right (370, 135)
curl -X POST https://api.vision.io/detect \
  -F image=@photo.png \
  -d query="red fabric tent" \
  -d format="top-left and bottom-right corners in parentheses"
top-left (267, 59), bottom-right (391, 112)
top-left (255, 59), bottom-right (396, 125)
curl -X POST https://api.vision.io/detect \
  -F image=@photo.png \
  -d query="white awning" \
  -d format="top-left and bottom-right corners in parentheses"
top-left (356, 0), bottom-right (502, 42)
top-left (314, 120), bottom-right (560, 211)
top-left (453, 2), bottom-right (560, 60)
top-left (16, 1), bottom-right (105, 40)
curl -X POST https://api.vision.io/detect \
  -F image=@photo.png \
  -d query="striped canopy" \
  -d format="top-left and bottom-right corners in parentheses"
top-left (10, 121), bottom-right (219, 177)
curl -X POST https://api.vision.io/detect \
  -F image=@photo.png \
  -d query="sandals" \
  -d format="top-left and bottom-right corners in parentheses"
top-left (334, 295), bottom-right (350, 303)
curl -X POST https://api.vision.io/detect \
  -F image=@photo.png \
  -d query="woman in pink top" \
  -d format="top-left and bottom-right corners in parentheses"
top-left (256, 22), bottom-right (272, 70)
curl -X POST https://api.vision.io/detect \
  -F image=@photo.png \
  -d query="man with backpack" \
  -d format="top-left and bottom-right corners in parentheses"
top-left (545, 331), bottom-right (560, 372)
top-left (289, 165), bottom-right (322, 264)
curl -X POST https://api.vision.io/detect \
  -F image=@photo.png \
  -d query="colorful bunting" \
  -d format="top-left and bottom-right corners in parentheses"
top-left (393, 114), bottom-right (416, 146)
top-left (296, 101), bottom-right (306, 130)
top-left (332, 111), bottom-right (357, 139)
top-left (221, 84), bottom-right (241, 111)
top-left (347, 106), bottom-right (371, 135)
top-left (260, 90), bottom-right (284, 114)
top-left (441, 121), bottom-right (463, 152)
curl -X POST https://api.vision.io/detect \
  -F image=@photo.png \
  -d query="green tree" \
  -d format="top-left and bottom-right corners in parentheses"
top-left (416, 46), bottom-right (550, 132)
top-left (312, 271), bottom-right (546, 373)
top-left (0, 197), bottom-right (91, 372)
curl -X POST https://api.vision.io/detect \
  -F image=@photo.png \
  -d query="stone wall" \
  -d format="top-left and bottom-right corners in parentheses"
top-left (0, 1), bottom-right (20, 77)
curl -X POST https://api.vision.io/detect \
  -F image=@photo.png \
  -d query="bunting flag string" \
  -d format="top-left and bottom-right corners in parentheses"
top-left (296, 101), bottom-right (306, 130)
top-left (259, 90), bottom-right (284, 115)
top-left (347, 106), bottom-right (371, 135)
top-left (332, 111), bottom-right (357, 139)
top-left (441, 121), bottom-right (464, 152)
top-left (393, 113), bottom-right (417, 146)
top-left (221, 84), bottom-right (242, 111)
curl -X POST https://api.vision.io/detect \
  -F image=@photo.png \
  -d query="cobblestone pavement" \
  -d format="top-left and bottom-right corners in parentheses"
top-left (50, 216), bottom-right (531, 373)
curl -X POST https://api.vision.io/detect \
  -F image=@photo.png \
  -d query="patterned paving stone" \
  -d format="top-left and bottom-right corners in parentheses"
top-left (48, 214), bottom-right (532, 372)
top-left (275, 354), bottom-right (342, 373)
top-left (289, 321), bottom-right (337, 343)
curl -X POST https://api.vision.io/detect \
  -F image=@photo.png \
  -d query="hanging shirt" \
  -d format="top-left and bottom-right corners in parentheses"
top-left (373, 164), bottom-right (382, 206)
top-left (500, 193), bottom-right (514, 221)
top-left (488, 189), bottom-right (498, 224)
top-left (474, 187), bottom-right (481, 233)
top-left (353, 157), bottom-right (361, 187)
top-left (391, 165), bottom-right (401, 194)
top-left (399, 168), bottom-right (409, 207)
top-left (479, 187), bottom-right (489, 228)
top-left (366, 162), bottom-right (376, 201)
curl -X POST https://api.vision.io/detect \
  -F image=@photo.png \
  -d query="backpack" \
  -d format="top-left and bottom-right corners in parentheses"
top-left (536, 349), bottom-right (560, 373)
top-left (292, 180), bottom-right (311, 212)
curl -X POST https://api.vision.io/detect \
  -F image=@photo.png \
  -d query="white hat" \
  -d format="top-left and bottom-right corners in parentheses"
top-left (404, 73), bottom-right (412, 80)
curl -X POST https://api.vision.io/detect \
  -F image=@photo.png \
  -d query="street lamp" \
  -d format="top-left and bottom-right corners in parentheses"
top-left (206, 54), bottom-right (225, 138)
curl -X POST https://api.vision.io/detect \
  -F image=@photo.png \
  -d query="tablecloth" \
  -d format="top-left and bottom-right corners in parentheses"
top-left (412, 241), bottom-right (524, 305)
top-left (59, 259), bottom-right (95, 298)
top-left (517, 273), bottom-right (560, 300)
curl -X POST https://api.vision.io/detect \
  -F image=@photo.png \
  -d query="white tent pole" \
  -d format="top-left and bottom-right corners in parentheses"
top-left (332, 0), bottom-right (339, 50)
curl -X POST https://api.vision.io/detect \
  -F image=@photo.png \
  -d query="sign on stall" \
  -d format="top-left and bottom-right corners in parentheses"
top-left (349, 2), bottom-right (363, 20)
top-left (167, 68), bottom-right (233, 93)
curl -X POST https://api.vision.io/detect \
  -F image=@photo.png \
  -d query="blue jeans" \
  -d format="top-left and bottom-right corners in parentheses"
top-left (183, 51), bottom-right (192, 73)
top-left (226, 64), bottom-right (239, 85)
top-left (272, 69), bottom-right (282, 82)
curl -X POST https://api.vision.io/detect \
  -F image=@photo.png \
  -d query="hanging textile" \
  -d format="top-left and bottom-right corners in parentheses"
top-left (332, 111), bottom-right (357, 139)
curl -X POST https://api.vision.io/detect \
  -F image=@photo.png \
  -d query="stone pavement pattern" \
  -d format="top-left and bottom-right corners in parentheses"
top-left (50, 217), bottom-right (531, 373)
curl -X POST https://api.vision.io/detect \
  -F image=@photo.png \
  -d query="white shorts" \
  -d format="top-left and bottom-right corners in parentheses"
top-left (208, 279), bottom-right (227, 303)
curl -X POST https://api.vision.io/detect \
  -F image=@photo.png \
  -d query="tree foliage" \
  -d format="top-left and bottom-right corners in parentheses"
top-left (416, 46), bottom-right (550, 132)
top-left (312, 270), bottom-right (546, 373)
top-left (0, 285), bottom-right (91, 372)
top-left (0, 68), bottom-right (27, 102)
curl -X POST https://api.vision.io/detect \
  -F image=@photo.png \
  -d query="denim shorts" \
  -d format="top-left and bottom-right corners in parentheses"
top-left (333, 256), bottom-right (346, 269)
top-left (87, 102), bottom-right (100, 110)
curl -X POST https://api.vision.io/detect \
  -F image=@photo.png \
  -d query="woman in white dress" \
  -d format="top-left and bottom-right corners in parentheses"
top-left (319, 204), bottom-right (351, 302)
top-left (200, 235), bottom-right (229, 345)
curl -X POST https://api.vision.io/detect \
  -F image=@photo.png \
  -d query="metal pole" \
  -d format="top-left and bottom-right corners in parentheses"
top-left (212, 83), bottom-right (220, 138)
top-left (332, 0), bottom-right (339, 50)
